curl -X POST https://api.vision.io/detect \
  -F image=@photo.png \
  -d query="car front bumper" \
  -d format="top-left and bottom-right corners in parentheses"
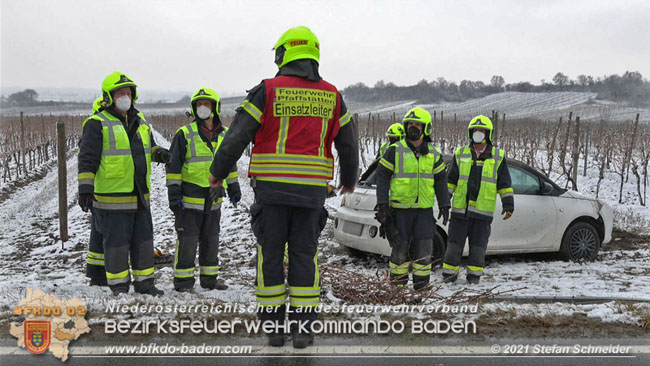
top-left (333, 206), bottom-right (391, 257)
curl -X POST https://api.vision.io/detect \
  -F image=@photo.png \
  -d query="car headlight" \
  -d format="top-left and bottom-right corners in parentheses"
top-left (369, 226), bottom-right (378, 238)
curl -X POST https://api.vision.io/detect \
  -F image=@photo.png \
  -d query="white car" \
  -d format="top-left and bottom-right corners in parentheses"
top-left (334, 157), bottom-right (613, 262)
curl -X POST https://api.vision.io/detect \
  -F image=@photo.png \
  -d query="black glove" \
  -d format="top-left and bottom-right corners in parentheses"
top-left (437, 207), bottom-right (450, 225)
top-left (169, 199), bottom-right (184, 214)
top-left (374, 203), bottom-right (391, 226)
top-left (502, 207), bottom-right (514, 220)
top-left (209, 186), bottom-right (225, 203)
top-left (79, 193), bottom-right (93, 212)
top-left (379, 225), bottom-right (387, 239)
top-left (157, 148), bottom-right (171, 164)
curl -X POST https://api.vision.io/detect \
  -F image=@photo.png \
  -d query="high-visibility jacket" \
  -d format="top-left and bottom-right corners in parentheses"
top-left (450, 145), bottom-right (512, 217)
top-left (386, 140), bottom-right (445, 209)
top-left (378, 141), bottom-right (391, 159)
top-left (166, 122), bottom-right (237, 211)
top-left (79, 110), bottom-right (152, 210)
top-left (245, 75), bottom-right (350, 187)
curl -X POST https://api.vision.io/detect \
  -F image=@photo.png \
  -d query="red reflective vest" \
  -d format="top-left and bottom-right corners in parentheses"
top-left (248, 75), bottom-right (346, 187)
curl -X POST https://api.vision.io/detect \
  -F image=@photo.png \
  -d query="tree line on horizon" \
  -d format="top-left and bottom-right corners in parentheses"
top-left (2, 71), bottom-right (648, 109)
top-left (342, 71), bottom-right (650, 107)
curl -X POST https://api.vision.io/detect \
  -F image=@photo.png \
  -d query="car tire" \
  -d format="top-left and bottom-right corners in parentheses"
top-left (432, 230), bottom-right (446, 267)
top-left (559, 222), bottom-right (601, 262)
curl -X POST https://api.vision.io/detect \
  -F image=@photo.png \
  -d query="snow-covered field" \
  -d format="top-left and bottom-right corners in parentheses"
top-left (347, 92), bottom-right (650, 122)
top-left (0, 127), bottom-right (648, 335)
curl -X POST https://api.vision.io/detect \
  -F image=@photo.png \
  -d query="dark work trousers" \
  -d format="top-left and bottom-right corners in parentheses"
top-left (94, 207), bottom-right (155, 293)
top-left (390, 208), bottom-right (434, 287)
top-left (86, 210), bottom-right (106, 281)
top-left (173, 208), bottom-right (221, 290)
top-left (250, 202), bottom-right (328, 327)
top-left (443, 217), bottom-right (491, 277)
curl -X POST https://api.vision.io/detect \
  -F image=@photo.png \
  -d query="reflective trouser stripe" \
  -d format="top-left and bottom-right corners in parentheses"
top-left (200, 266), bottom-right (219, 276)
top-left (389, 261), bottom-right (410, 275)
top-left (442, 263), bottom-right (460, 275)
top-left (106, 269), bottom-right (130, 285)
top-left (132, 268), bottom-right (154, 282)
top-left (289, 286), bottom-right (321, 307)
top-left (467, 265), bottom-right (484, 276)
top-left (88, 251), bottom-right (105, 266)
top-left (174, 267), bottom-right (195, 278)
top-left (256, 284), bottom-right (287, 307)
top-left (412, 263), bottom-right (432, 277)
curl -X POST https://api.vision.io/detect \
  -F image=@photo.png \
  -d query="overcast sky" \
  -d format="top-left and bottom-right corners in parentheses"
top-left (2, 0), bottom-right (649, 97)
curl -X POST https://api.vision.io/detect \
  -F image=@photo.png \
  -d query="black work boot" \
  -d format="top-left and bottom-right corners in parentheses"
top-left (201, 279), bottom-right (228, 290)
top-left (267, 332), bottom-right (285, 347)
top-left (442, 272), bottom-right (458, 283)
top-left (140, 286), bottom-right (164, 296)
top-left (292, 328), bottom-right (314, 349)
top-left (466, 274), bottom-right (480, 284)
top-left (390, 273), bottom-right (409, 288)
top-left (89, 278), bottom-right (108, 287)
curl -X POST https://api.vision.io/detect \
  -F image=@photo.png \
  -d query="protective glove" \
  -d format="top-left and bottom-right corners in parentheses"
top-left (230, 194), bottom-right (241, 207)
top-left (374, 203), bottom-right (391, 226)
top-left (502, 207), bottom-right (514, 220)
top-left (79, 193), bottom-right (93, 212)
top-left (209, 186), bottom-right (225, 203)
top-left (437, 207), bottom-right (450, 225)
top-left (157, 148), bottom-right (171, 164)
top-left (169, 199), bottom-right (184, 214)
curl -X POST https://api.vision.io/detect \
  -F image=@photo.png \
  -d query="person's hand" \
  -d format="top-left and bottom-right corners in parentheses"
top-left (437, 207), bottom-right (450, 225)
top-left (157, 148), bottom-right (171, 164)
top-left (230, 194), bottom-right (241, 207)
top-left (79, 193), bottom-right (93, 212)
top-left (502, 207), bottom-right (514, 220)
top-left (374, 203), bottom-right (391, 226)
top-left (209, 174), bottom-right (223, 188)
top-left (338, 183), bottom-right (355, 194)
top-left (169, 199), bottom-right (184, 214)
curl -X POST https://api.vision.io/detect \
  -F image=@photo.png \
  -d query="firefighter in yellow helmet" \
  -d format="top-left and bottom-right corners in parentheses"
top-left (208, 26), bottom-right (359, 348)
top-left (78, 71), bottom-right (170, 296)
top-left (359, 123), bottom-right (405, 183)
top-left (375, 107), bottom-right (450, 289)
top-left (443, 115), bottom-right (514, 284)
top-left (165, 87), bottom-right (240, 292)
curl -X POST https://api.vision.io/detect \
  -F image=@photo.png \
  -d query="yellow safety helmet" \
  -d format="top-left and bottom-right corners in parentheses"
top-left (273, 26), bottom-right (320, 68)
top-left (190, 87), bottom-right (221, 119)
top-left (101, 71), bottom-right (137, 107)
top-left (467, 115), bottom-right (493, 141)
top-left (402, 106), bottom-right (432, 138)
top-left (386, 123), bottom-right (405, 139)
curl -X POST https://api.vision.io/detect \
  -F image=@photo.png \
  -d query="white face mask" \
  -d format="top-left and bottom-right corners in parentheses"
top-left (114, 96), bottom-right (131, 112)
top-left (196, 105), bottom-right (212, 120)
top-left (472, 130), bottom-right (486, 144)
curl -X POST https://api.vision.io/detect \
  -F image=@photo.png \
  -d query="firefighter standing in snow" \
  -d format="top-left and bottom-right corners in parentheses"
top-left (375, 107), bottom-right (450, 290)
top-left (443, 115), bottom-right (514, 284)
top-left (359, 123), bottom-right (405, 182)
top-left (208, 26), bottom-right (358, 348)
top-left (166, 88), bottom-right (240, 292)
top-left (78, 71), bottom-right (170, 296)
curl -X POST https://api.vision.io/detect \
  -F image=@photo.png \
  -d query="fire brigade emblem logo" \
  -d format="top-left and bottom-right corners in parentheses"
top-left (24, 321), bottom-right (51, 354)
top-left (473, 118), bottom-right (487, 126)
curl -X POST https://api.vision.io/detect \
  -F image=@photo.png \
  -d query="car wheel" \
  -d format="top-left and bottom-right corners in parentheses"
top-left (432, 230), bottom-right (446, 267)
top-left (560, 222), bottom-right (601, 262)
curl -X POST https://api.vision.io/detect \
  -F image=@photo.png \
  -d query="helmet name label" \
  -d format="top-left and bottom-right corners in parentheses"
top-left (273, 88), bottom-right (336, 119)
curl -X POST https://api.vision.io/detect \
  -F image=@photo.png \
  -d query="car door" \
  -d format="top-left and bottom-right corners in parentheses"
top-left (488, 165), bottom-right (559, 252)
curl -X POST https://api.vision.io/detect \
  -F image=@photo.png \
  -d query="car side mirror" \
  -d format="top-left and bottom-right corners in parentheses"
top-left (542, 182), bottom-right (553, 195)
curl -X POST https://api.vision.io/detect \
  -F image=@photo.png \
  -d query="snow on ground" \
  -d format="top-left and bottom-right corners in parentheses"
top-left (0, 127), bottom-right (649, 332)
